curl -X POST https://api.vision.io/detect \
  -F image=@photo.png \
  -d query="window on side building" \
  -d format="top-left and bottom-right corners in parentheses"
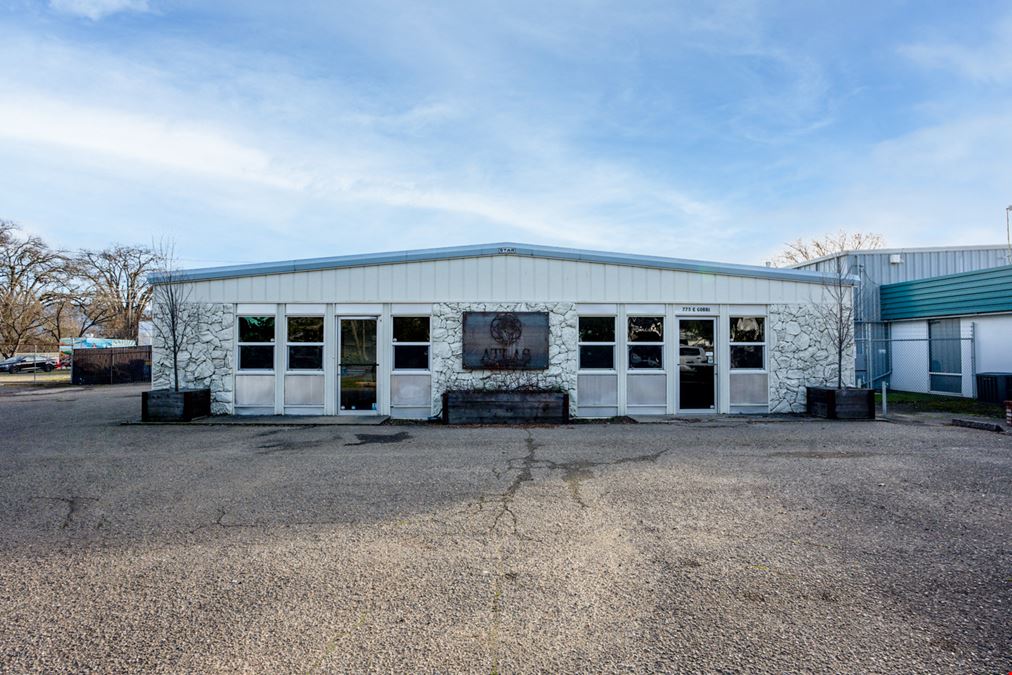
top-left (287, 316), bottom-right (324, 370)
top-left (578, 316), bottom-right (615, 369)
top-left (928, 318), bottom-right (961, 393)
top-left (238, 316), bottom-right (275, 370)
top-left (729, 316), bottom-right (765, 370)
top-left (393, 316), bottom-right (430, 371)
top-left (628, 316), bottom-right (663, 369)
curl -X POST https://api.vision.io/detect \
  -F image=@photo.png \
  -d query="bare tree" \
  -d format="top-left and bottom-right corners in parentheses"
top-left (76, 245), bottom-right (160, 340)
top-left (150, 242), bottom-right (206, 392)
top-left (775, 230), bottom-right (884, 266)
top-left (817, 257), bottom-right (855, 389)
top-left (0, 220), bottom-right (66, 357)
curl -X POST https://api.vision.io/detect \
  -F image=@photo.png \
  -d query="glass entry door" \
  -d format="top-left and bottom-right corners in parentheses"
top-left (679, 318), bottom-right (716, 411)
top-left (338, 318), bottom-right (378, 413)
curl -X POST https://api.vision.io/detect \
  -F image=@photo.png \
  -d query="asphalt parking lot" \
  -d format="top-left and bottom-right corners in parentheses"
top-left (1, 384), bottom-right (1009, 673)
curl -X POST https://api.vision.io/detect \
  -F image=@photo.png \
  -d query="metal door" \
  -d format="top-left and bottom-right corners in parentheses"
top-left (678, 318), bottom-right (717, 411)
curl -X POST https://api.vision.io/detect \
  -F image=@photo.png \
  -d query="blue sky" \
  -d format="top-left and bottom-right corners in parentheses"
top-left (1, 0), bottom-right (1010, 267)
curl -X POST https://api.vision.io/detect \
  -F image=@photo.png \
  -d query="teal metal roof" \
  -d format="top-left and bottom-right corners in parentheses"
top-left (151, 241), bottom-right (853, 285)
top-left (880, 264), bottom-right (1012, 321)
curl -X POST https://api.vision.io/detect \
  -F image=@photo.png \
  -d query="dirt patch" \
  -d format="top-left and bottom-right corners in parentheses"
top-left (345, 431), bottom-right (412, 446)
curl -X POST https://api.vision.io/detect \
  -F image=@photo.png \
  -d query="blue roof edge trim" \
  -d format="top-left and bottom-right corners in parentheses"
top-left (149, 242), bottom-right (856, 285)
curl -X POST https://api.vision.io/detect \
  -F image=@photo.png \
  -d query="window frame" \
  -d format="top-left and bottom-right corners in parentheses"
top-left (578, 315), bottom-right (616, 372)
top-left (927, 318), bottom-right (962, 394)
top-left (392, 315), bottom-right (431, 373)
top-left (627, 315), bottom-right (664, 371)
top-left (285, 314), bottom-right (325, 373)
top-left (728, 316), bottom-right (766, 372)
top-left (237, 315), bottom-right (276, 373)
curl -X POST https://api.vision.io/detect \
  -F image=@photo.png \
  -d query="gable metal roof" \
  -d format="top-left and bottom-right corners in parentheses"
top-left (151, 242), bottom-right (852, 285)
top-left (880, 264), bottom-right (1012, 321)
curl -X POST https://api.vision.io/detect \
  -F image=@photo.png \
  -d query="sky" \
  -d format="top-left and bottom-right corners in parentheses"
top-left (1, 0), bottom-right (1010, 268)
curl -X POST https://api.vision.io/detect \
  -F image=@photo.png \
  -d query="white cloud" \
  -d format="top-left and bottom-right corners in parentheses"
top-left (49, 0), bottom-right (150, 21)
top-left (899, 15), bottom-right (1012, 84)
top-left (0, 92), bottom-right (306, 190)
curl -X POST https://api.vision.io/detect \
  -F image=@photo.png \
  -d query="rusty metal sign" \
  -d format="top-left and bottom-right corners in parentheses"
top-left (462, 311), bottom-right (549, 369)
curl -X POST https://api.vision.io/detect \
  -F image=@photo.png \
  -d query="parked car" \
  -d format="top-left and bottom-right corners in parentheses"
top-left (679, 346), bottom-right (708, 371)
top-left (0, 355), bottom-right (57, 373)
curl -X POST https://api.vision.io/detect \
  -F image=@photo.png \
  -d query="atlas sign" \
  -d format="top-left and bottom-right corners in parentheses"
top-left (461, 311), bottom-right (550, 369)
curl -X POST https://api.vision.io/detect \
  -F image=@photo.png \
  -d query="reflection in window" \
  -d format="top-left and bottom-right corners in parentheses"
top-left (579, 316), bottom-right (615, 343)
top-left (287, 316), bottom-right (324, 371)
top-left (239, 316), bottom-right (275, 343)
top-left (629, 345), bottom-right (663, 369)
top-left (579, 316), bottom-right (615, 369)
top-left (729, 316), bottom-right (764, 370)
top-left (628, 316), bottom-right (663, 342)
top-left (393, 316), bottom-right (430, 371)
top-left (730, 316), bottom-right (764, 343)
top-left (238, 316), bottom-right (275, 370)
top-left (628, 317), bottom-right (663, 369)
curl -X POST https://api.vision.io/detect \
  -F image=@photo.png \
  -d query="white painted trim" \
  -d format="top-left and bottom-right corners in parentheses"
top-left (237, 303), bottom-right (276, 314)
top-left (334, 303), bottom-right (383, 314)
top-left (728, 304), bottom-right (767, 316)
top-left (286, 303), bottom-right (326, 315)
top-left (576, 303), bottom-right (617, 314)
top-left (392, 303), bottom-right (432, 314)
top-left (274, 303), bottom-right (285, 414)
top-left (626, 304), bottom-right (666, 315)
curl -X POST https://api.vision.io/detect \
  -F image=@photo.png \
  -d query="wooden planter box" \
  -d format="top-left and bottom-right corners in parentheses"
top-left (142, 388), bottom-right (211, 422)
top-left (443, 390), bottom-right (569, 424)
top-left (806, 386), bottom-right (875, 420)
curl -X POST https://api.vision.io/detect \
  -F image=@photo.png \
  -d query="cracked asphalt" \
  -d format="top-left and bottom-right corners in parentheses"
top-left (1, 384), bottom-right (1010, 673)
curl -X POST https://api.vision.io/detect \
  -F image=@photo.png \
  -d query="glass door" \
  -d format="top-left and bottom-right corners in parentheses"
top-left (338, 318), bottom-right (378, 413)
top-left (678, 318), bottom-right (716, 411)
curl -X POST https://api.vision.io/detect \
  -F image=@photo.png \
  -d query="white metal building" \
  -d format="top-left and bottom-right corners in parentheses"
top-left (150, 243), bottom-right (855, 418)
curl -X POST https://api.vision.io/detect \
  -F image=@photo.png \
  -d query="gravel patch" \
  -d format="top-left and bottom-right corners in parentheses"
top-left (1, 384), bottom-right (1009, 672)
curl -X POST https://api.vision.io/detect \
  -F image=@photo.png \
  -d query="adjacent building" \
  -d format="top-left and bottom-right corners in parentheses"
top-left (150, 242), bottom-right (856, 418)
top-left (793, 245), bottom-right (1011, 385)
top-left (880, 264), bottom-right (1012, 398)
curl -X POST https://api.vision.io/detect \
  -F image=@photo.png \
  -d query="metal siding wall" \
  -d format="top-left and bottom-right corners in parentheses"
top-left (184, 257), bottom-right (838, 305)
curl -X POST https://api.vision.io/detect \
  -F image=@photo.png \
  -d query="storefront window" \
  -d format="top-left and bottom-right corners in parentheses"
top-left (628, 316), bottom-right (663, 369)
top-left (393, 316), bottom-right (430, 370)
top-left (579, 316), bottom-right (615, 369)
top-left (729, 316), bottom-right (765, 370)
top-left (287, 316), bottom-right (324, 370)
top-left (238, 316), bottom-right (275, 370)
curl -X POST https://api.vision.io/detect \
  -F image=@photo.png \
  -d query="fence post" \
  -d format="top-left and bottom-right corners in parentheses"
top-left (881, 380), bottom-right (888, 418)
top-left (33, 345), bottom-right (37, 383)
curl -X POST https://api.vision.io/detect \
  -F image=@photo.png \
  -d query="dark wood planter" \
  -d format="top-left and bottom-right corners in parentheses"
top-left (443, 390), bottom-right (569, 424)
top-left (806, 386), bottom-right (875, 420)
top-left (142, 388), bottom-right (211, 422)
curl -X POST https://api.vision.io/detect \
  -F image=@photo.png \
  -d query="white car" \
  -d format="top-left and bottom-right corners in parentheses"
top-left (679, 346), bottom-right (708, 371)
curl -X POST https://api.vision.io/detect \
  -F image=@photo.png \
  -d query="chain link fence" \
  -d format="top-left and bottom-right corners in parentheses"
top-left (856, 323), bottom-right (976, 397)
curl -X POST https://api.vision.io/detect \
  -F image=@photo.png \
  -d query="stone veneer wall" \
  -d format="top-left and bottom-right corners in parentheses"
top-left (430, 302), bottom-right (579, 416)
top-left (767, 303), bottom-right (856, 413)
top-left (151, 302), bottom-right (235, 415)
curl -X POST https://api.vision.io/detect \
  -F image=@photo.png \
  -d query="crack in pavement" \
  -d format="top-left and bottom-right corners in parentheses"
top-left (489, 432), bottom-right (538, 536)
top-left (481, 432), bottom-right (671, 533)
top-left (30, 496), bottom-right (98, 529)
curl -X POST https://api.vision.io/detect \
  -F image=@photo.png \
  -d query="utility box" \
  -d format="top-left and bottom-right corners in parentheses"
top-left (975, 372), bottom-right (1012, 404)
